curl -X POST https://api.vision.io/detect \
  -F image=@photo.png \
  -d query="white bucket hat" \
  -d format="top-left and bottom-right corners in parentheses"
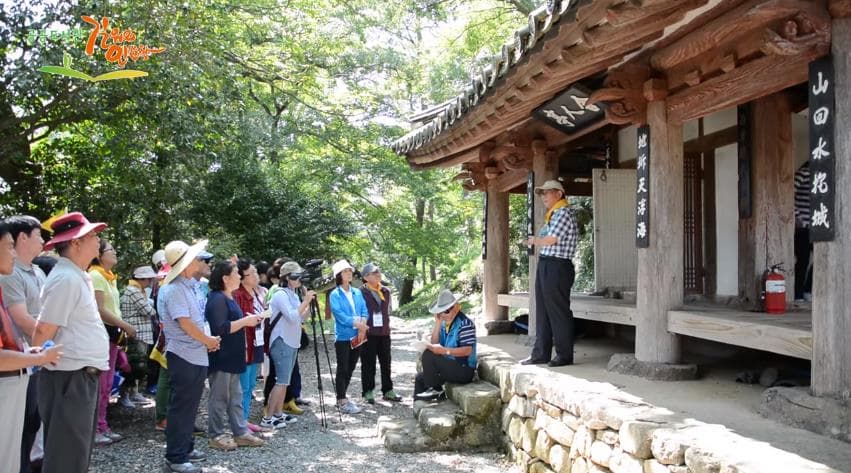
top-left (429, 289), bottom-right (462, 314)
top-left (332, 259), bottom-right (355, 278)
top-left (132, 266), bottom-right (157, 279)
top-left (163, 239), bottom-right (209, 285)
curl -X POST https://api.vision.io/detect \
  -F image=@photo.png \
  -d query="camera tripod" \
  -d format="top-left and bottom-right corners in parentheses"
top-left (306, 295), bottom-right (343, 428)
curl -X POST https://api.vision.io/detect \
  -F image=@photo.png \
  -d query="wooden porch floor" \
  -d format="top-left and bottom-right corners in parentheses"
top-left (497, 293), bottom-right (813, 360)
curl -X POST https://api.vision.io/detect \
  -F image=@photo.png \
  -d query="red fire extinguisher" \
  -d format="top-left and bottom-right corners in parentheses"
top-left (761, 263), bottom-right (786, 315)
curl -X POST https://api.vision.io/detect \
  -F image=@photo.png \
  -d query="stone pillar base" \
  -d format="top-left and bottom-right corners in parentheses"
top-left (483, 320), bottom-right (515, 335)
top-left (760, 387), bottom-right (851, 443)
top-left (607, 353), bottom-right (698, 381)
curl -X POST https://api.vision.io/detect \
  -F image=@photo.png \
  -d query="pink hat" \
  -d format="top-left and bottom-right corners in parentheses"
top-left (43, 212), bottom-right (107, 250)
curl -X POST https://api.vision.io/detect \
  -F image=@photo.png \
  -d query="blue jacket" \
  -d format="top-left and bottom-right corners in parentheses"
top-left (329, 285), bottom-right (368, 342)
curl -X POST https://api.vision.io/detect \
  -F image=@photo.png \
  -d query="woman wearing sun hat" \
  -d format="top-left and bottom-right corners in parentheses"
top-left (328, 259), bottom-right (368, 415)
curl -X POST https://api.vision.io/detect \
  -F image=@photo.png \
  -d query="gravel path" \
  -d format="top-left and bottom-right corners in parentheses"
top-left (91, 317), bottom-right (515, 472)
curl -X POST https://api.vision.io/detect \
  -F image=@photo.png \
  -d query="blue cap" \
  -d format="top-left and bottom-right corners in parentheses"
top-left (197, 250), bottom-right (213, 262)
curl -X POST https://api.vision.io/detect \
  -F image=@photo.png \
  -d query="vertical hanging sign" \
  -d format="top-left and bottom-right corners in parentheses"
top-left (526, 171), bottom-right (535, 255)
top-left (636, 125), bottom-right (650, 248)
top-left (482, 192), bottom-right (489, 259)
top-left (809, 56), bottom-right (836, 242)
top-left (737, 104), bottom-right (753, 219)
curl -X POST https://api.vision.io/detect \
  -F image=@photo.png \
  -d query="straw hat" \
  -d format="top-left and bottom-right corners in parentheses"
top-left (163, 239), bottom-right (209, 285)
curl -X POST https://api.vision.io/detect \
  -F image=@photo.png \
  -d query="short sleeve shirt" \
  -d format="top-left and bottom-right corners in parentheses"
top-left (0, 260), bottom-right (46, 342)
top-left (160, 276), bottom-right (208, 366)
top-left (90, 270), bottom-right (122, 321)
top-left (38, 257), bottom-right (109, 371)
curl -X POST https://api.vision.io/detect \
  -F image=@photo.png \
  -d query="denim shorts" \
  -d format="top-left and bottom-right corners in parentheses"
top-left (269, 337), bottom-right (298, 386)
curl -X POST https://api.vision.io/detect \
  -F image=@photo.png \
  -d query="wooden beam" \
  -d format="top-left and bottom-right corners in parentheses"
top-left (651, 0), bottom-right (824, 71)
top-left (635, 100), bottom-right (684, 364)
top-left (484, 182), bottom-right (510, 322)
top-left (738, 93), bottom-right (794, 309)
top-left (493, 168), bottom-right (528, 193)
top-left (812, 16), bottom-right (851, 398)
top-left (683, 126), bottom-right (737, 153)
top-left (829, 0), bottom-right (851, 17)
top-left (666, 51), bottom-right (821, 123)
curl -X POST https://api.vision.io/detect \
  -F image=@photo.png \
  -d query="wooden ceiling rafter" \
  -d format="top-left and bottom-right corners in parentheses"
top-left (402, 0), bottom-right (706, 167)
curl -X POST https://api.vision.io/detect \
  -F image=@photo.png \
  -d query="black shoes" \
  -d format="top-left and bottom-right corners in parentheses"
top-left (519, 356), bottom-right (549, 365)
top-left (548, 357), bottom-right (573, 367)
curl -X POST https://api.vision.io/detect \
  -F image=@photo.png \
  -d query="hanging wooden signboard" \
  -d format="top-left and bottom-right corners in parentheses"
top-left (636, 125), bottom-right (650, 248)
top-left (737, 104), bottom-right (753, 219)
top-left (482, 192), bottom-right (489, 259)
top-left (809, 56), bottom-right (836, 242)
top-left (527, 171), bottom-right (535, 255)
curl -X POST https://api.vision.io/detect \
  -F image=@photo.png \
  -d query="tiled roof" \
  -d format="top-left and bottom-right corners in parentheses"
top-left (392, 0), bottom-right (582, 155)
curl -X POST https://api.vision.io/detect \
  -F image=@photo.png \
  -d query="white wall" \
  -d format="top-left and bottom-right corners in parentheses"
top-left (715, 143), bottom-right (739, 296)
top-left (617, 125), bottom-right (637, 163)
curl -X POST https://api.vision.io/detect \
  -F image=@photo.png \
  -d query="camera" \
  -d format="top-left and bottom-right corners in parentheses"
top-left (294, 259), bottom-right (336, 292)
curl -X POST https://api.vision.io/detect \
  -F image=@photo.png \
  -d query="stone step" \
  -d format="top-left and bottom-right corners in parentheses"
top-left (378, 392), bottom-right (504, 453)
top-left (445, 379), bottom-right (502, 421)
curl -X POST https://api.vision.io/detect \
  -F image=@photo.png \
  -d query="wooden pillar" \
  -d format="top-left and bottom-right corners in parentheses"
top-left (483, 181), bottom-right (509, 321)
top-left (528, 140), bottom-right (559, 338)
top-left (738, 93), bottom-right (795, 308)
top-left (812, 15), bottom-right (851, 399)
top-left (635, 98), bottom-right (684, 364)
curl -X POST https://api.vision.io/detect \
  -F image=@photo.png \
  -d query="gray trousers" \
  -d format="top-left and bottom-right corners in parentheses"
top-left (0, 373), bottom-right (29, 473)
top-left (38, 369), bottom-right (100, 473)
top-left (207, 370), bottom-right (248, 438)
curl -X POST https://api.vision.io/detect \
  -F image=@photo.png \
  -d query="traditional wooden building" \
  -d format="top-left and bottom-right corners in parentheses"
top-left (393, 0), bottom-right (851, 437)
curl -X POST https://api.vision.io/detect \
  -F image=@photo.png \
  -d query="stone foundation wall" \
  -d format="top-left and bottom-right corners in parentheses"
top-left (476, 352), bottom-right (837, 473)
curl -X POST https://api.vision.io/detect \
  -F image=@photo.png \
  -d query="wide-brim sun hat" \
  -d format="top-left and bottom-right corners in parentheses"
top-left (534, 179), bottom-right (565, 195)
top-left (163, 239), bottom-right (209, 285)
top-left (280, 261), bottom-right (304, 278)
top-left (332, 259), bottom-right (355, 278)
top-left (43, 211), bottom-right (107, 251)
top-left (429, 289), bottom-right (462, 314)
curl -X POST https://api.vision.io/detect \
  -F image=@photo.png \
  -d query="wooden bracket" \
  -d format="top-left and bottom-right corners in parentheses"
top-left (643, 78), bottom-right (669, 102)
top-left (830, 0), bottom-right (851, 18)
top-left (588, 64), bottom-right (651, 125)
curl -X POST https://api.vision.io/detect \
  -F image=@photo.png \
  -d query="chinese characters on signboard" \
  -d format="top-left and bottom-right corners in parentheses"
top-left (482, 192), bottom-right (489, 259)
top-left (527, 171), bottom-right (535, 255)
top-left (636, 125), bottom-right (650, 248)
top-left (809, 57), bottom-right (835, 242)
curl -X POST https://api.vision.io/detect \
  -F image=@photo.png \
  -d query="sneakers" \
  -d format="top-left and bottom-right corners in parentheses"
top-left (94, 433), bottom-right (113, 446)
top-left (188, 449), bottom-right (206, 462)
top-left (363, 390), bottom-right (375, 404)
top-left (156, 419), bottom-right (167, 431)
top-left (414, 387), bottom-right (445, 401)
top-left (208, 434), bottom-right (237, 451)
top-left (260, 414), bottom-right (289, 429)
top-left (104, 430), bottom-right (123, 442)
top-left (282, 399), bottom-right (304, 415)
top-left (234, 433), bottom-right (265, 447)
top-left (294, 398), bottom-right (311, 406)
top-left (130, 392), bottom-right (149, 403)
top-left (383, 390), bottom-right (402, 402)
top-left (162, 461), bottom-right (201, 473)
top-left (118, 394), bottom-right (136, 409)
top-left (337, 400), bottom-right (361, 414)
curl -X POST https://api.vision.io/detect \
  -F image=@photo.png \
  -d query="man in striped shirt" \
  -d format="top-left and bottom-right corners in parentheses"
top-left (793, 162), bottom-right (812, 300)
top-left (521, 179), bottom-right (579, 367)
top-left (414, 290), bottom-right (477, 401)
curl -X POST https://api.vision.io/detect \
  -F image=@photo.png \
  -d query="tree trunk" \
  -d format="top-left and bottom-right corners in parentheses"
top-left (399, 198), bottom-right (426, 305)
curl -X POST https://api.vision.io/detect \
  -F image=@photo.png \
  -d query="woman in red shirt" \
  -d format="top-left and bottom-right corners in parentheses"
top-left (232, 259), bottom-right (267, 433)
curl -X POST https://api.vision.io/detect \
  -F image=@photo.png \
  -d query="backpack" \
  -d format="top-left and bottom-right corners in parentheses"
top-left (263, 312), bottom-right (283, 355)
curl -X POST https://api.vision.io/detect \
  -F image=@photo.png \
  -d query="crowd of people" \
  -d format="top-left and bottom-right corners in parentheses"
top-left (0, 209), bottom-right (492, 473)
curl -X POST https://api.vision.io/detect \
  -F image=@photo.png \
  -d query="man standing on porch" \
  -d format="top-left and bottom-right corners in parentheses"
top-left (521, 179), bottom-right (579, 367)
